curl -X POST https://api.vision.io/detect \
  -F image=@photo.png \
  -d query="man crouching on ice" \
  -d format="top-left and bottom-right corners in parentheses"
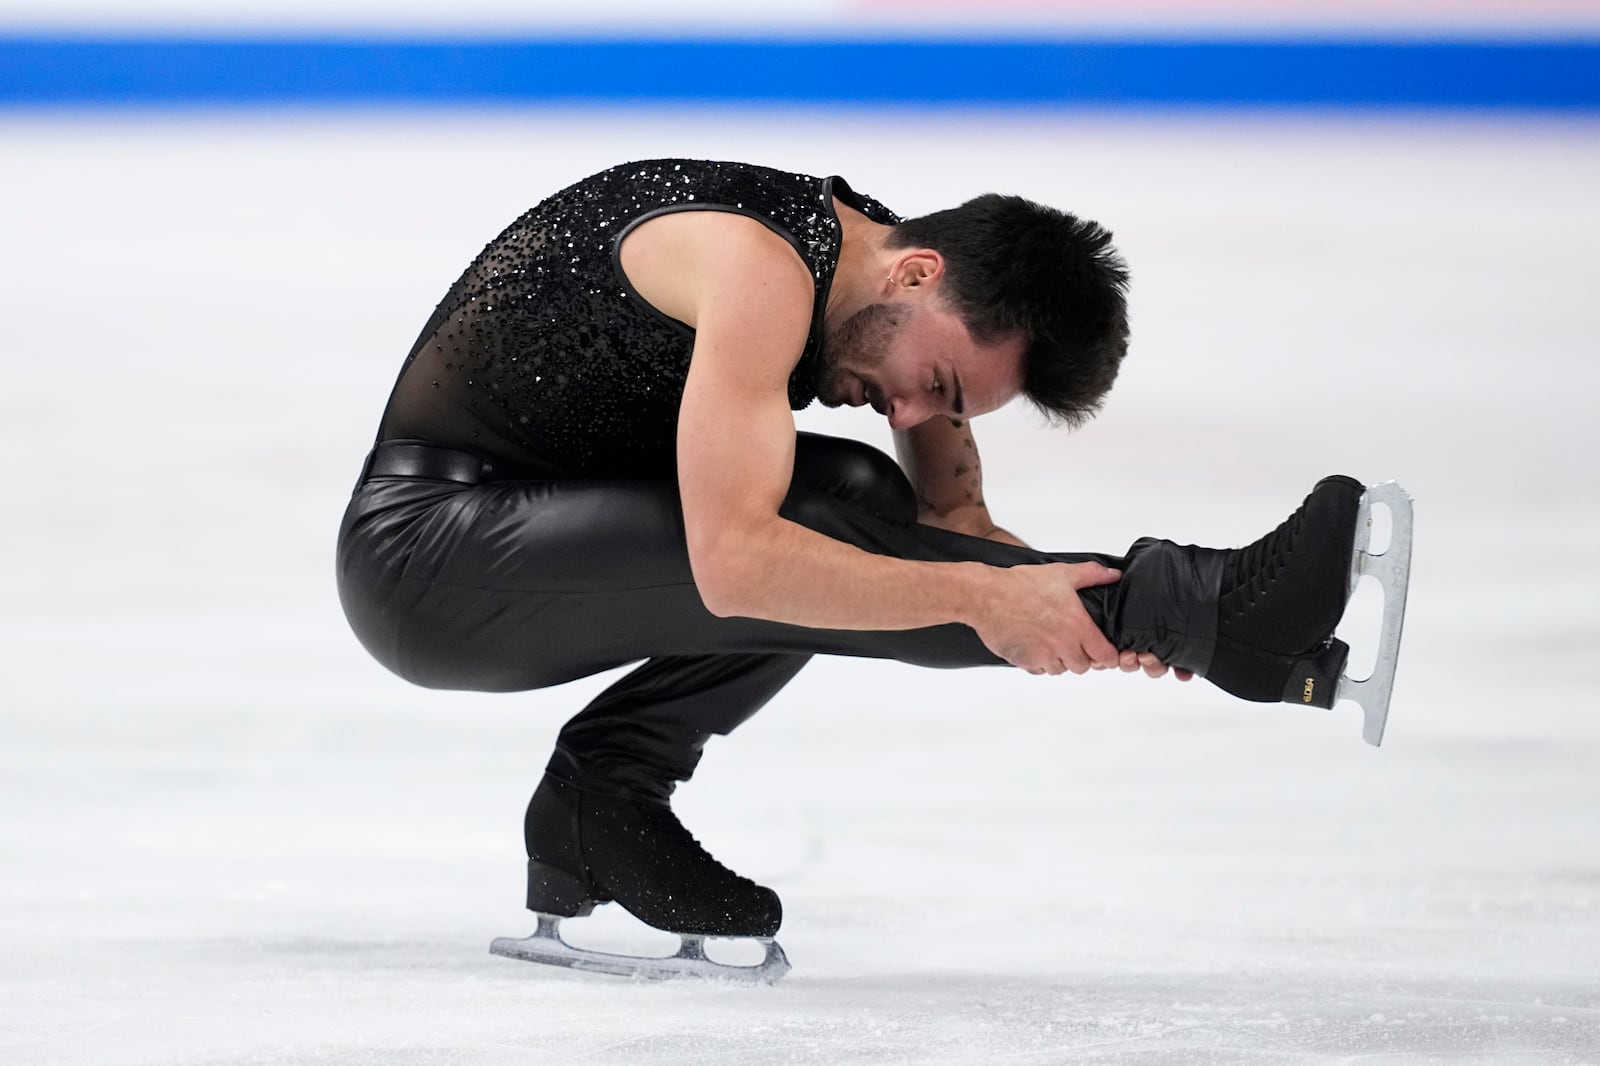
top-left (337, 159), bottom-right (1408, 981)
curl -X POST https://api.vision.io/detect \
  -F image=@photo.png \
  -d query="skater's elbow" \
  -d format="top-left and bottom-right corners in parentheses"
top-left (690, 510), bottom-right (805, 619)
top-left (698, 587), bottom-right (745, 619)
top-left (692, 557), bottom-right (761, 618)
top-left (687, 529), bottom-right (760, 618)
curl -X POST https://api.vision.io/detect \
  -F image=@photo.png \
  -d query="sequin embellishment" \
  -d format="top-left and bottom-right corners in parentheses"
top-left (378, 159), bottom-right (900, 478)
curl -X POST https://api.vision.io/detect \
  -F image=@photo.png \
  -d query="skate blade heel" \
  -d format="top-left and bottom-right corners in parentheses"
top-left (1334, 481), bottom-right (1414, 747)
top-left (525, 859), bottom-right (599, 917)
top-left (490, 914), bottom-right (791, 984)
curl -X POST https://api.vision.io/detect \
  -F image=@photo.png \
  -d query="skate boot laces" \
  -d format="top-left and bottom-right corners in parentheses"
top-left (1214, 475), bottom-right (1363, 659)
top-left (1221, 507), bottom-right (1303, 620)
top-left (648, 806), bottom-right (761, 891)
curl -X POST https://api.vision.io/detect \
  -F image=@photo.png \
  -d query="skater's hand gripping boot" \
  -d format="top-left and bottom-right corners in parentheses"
top-left (969, 560), bottom-right (1123, 675)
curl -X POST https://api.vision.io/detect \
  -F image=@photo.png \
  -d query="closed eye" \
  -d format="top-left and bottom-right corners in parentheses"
top-left (933, 369), bottom-right (965, 417)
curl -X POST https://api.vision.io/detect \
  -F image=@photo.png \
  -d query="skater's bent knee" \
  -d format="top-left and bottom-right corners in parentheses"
top-left (789, 433), bottom-right (916, 522)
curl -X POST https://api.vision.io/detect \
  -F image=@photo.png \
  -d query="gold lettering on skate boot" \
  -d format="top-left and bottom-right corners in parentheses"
top-left (1302, 677), bottom-right (1315, 703)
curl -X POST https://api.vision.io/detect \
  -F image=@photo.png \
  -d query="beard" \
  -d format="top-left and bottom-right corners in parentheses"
top-left (815, 302), bottom-right (906, 408)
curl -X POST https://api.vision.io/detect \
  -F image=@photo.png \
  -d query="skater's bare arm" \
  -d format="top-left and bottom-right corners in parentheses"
top-left (620, 211), bottom-right (1119, 673)
top-left (894, 418), bottom-right (1026, 547)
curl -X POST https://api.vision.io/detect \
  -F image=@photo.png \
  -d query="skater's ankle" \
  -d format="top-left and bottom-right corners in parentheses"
top-left (544, 748), bottom-right (677, 806)
top-left (1106, 537), bottom-right (1226, 675)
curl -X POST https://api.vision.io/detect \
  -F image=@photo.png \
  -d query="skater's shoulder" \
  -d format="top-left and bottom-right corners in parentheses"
top-left (618, 209), bottom-right (815, 334)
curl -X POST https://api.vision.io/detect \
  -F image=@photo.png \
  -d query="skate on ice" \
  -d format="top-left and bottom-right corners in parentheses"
top-left (491, 913), bottom-right (790, 984)
top-left (491, 775), bottom-right (791, 983)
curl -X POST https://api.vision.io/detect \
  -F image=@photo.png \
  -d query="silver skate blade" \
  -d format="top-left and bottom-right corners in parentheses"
top-left (1335, 481), bottom-right (1414, 747)
top-left (490, 914), bottom-right (791, 984)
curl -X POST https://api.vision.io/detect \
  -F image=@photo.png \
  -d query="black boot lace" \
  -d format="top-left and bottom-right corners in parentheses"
top-left (647, 805), bottom-right (761, 891)
top-left (1221, 505), bottom-right (1305, 622)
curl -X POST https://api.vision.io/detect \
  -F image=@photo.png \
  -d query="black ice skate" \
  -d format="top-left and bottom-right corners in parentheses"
top-left (1197, 476), bottom-right (1413, 746)
top-left (490, 775), bottom-right (790, 983)
top-left (1111, 477), bottom-right (1412, 745)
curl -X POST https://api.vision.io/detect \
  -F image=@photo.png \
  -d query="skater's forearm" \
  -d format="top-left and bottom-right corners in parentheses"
top-left (694, 512), bottom-right (993, 632)
top-left (894, 417), bottom-right (986, 521)
top-left (696, 513), bottom-right (1119, 674)
top-left (894, 418), bottom-right (1028, 547)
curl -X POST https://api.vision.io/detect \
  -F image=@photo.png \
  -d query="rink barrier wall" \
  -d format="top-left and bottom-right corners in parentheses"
top-left (2, 36), bottom-right (1598, 110)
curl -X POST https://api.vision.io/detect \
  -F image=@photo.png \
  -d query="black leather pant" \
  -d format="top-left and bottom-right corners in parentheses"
top-left (336, 433), bottom-right (1219, 800)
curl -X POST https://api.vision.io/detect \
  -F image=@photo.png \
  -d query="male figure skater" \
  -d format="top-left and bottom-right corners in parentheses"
top-left (337, 159), bottom-right (1404, 980)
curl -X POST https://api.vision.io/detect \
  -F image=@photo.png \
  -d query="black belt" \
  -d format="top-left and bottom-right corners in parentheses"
top-left (360, 440), bottom-right (498, 486)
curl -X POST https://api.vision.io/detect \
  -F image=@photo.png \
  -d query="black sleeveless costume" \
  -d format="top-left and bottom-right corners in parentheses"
top-left (373, 160), bottom-right (897, 478)
top-left (337, 159), bottom-right (1220, 806)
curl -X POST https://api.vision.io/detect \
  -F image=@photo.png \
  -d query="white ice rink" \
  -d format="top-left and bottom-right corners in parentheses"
top-left (3, 108), bottom-right (1598, 1064)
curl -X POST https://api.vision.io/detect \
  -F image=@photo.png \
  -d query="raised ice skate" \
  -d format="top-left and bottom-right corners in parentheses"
top-left (1212, 478), bottom-right (1413, 746)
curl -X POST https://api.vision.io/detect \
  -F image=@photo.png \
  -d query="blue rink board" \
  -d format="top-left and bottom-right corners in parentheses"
top-left (2, 36), bottom-right (1597, 110)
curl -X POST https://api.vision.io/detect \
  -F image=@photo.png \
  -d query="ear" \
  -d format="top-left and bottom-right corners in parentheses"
top-left (888, 249), bottom-right (944, 290)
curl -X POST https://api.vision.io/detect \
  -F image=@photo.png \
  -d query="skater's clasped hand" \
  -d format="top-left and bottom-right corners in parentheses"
top-left (971, 561), bottom-right (1123, 676)
top-left (1118, 650), bottom-right (1194, 683)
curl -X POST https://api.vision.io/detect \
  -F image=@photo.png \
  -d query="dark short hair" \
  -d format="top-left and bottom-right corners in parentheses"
top-left (886, 194), bottom-right (1129, 428)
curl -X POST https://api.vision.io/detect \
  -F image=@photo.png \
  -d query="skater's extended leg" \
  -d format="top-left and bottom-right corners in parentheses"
top-left (337, 435), bottom-right (1360, 699)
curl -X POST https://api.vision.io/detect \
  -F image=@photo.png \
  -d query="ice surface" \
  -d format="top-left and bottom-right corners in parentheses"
top-left (1, 109), bottom-right (1597, 1064)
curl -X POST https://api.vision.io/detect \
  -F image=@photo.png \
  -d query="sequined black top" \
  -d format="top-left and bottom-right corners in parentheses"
top-left (376, 159), bottom-right (900, 478)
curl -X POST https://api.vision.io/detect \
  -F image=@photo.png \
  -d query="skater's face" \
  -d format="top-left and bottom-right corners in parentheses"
top-left (818, 265), bottom-right (1025, 431)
